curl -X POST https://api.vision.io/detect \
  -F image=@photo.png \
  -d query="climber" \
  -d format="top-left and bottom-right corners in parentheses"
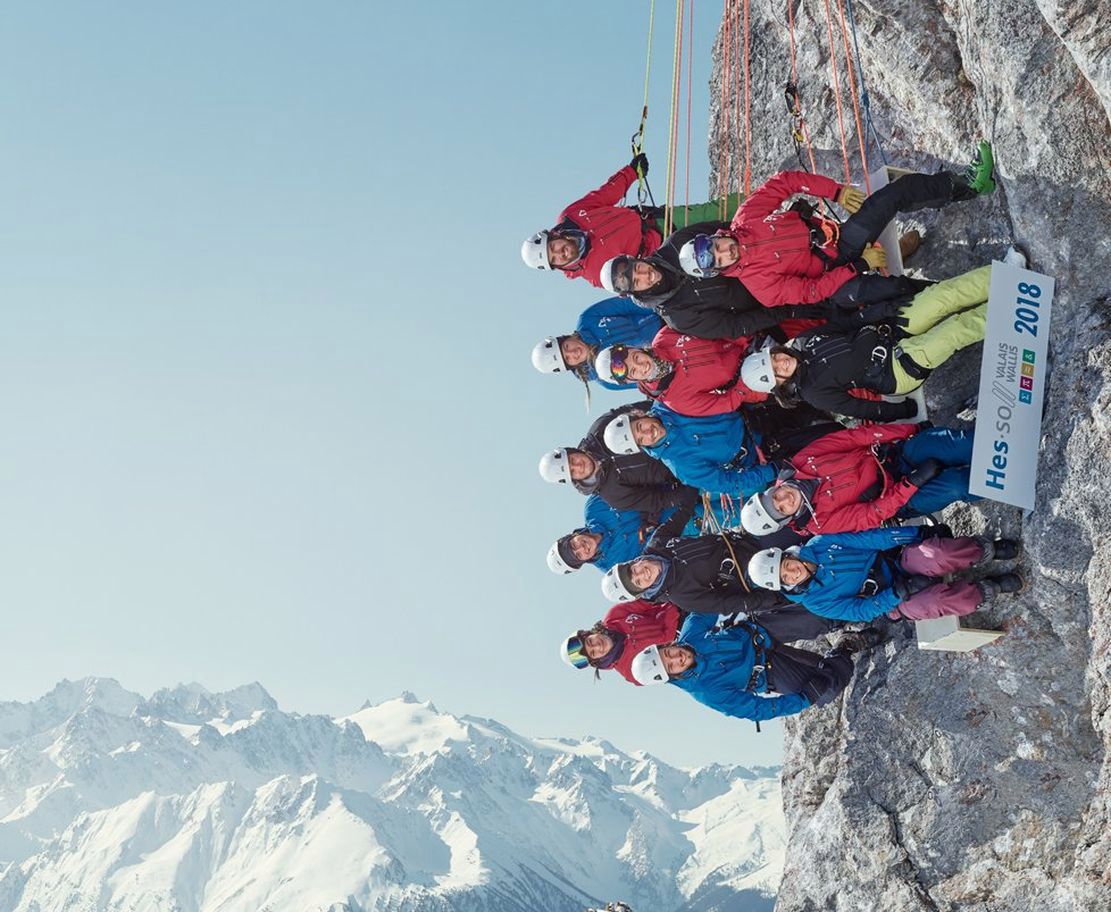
top-left (520, 154), bottom-right (739, 288)
top-left (546, 491), bottom-right (728, 575)
top-left (748, 528), bottom-right (1025, 622)
top-left (539, 401), bottom-right (700, 528)
top-left (600, 530), bottom-right (837, 644)
top-left (598, 222), bottom-right (826, 341)
top-left (560, 600), bottom-right (685, 685)
top-left (738, 265), bottom-right (994, 422)
top-left (675, 142), bottom-right (997, 309)
top-left (532, 297), bottom-right (664, 393)
top-left (738, 422), bottom-right (979, 538)
top-left (629, 613), bottom-right (881, 723)
top-left (600, 402), bottom-right (779, 503)
top-left (592, 326), bottom-right (768, 417)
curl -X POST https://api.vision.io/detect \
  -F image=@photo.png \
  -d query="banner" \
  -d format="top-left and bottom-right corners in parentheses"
top-left (968, 260), bottom-right (1055, 509)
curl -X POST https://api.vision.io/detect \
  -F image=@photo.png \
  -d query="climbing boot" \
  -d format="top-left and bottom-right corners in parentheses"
top-left (898, 229), bottom-right (922, 261)
top-left (980, 572), bottom-right (1026, 602)
top-left (830, 626), bottom-right (886, 655)
top-left (950, 140), bottom-right (996, 200)
top-left (990, 538), bottom-right (1022, 561)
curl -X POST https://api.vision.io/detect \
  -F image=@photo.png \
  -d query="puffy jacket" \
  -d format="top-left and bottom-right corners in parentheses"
top-left (670, 613), bottom-right (808, 721)
top-left (576, 298), bottom-right (665, 390)
top-left (602, 601), bottom-right (683, 685)
top-left (643, 403), bottom-right (775, 500)
top-left (790, 326), bottom-right (917, 422)
top-left (720, 171), bottom-right (859, 307)
top-left (580, 495), bottom-right (645, 572)
top-left (788, 527), bottom-right (922, 621)
top-left (782, 423), bottom-right (922, 536)
top-left (642, 532), bottom-right (787, 617)
top-left (638, 327), bottom-right (767, 416)
top-left (555, 165), bottom-right (662, 288)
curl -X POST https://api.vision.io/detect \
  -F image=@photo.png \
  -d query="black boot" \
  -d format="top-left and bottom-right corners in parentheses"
top-left (829, 626), bottom-right (886, 656)
top-left (981, 572), bottom-right (1026, 599)
top-left (991, 539), bottom-right (1022, 561)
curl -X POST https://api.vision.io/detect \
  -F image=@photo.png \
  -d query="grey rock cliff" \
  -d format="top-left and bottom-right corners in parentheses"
top-left (707, 2), bottom-right (1111, 910)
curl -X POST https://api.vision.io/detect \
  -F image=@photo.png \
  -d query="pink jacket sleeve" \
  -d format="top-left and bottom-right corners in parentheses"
top-left (762, 264), bottom-right (862, 306)
top-left (561, 165), bottom-right (638, 217)
top-left (820, 478), bottom-right (919, 531)
top-left (731, 170), bottom-right (844, 225)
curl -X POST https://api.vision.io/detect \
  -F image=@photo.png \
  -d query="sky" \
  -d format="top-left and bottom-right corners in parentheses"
top-left (0, 1), bottom-right (788, 767)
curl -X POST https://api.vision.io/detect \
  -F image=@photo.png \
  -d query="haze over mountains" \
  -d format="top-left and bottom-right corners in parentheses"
top-left (0, 678), bottom-right (783, 912)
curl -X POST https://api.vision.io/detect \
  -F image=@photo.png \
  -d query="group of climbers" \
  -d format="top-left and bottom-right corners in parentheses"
top-left (525, 146), bottom-right (1026, 727)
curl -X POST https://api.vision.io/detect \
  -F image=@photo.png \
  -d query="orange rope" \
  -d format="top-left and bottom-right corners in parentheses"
top-left (732, 0), bottom-right (742, 200)
top-left (742, 0), bottom-right (752, 195)
top-left (835, 0), bottom-right (871, 192)
top-left (786, 1), bottom-right (818, 172)
top-left (820, 0), bottom-right (853, 184)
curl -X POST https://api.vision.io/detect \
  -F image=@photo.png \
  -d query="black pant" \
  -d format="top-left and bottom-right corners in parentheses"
top-left (751, 603), bottom-right (838, 644)
top-left (836, 171), bottom-right (954, 259)
top-left (766, 641), bottom-right (854, 706)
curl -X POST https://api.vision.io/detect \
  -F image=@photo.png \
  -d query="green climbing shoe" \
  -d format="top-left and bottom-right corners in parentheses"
top-left (963, 140), bottom-right (996, 195)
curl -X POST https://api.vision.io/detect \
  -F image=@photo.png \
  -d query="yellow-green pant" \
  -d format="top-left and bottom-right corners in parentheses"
top-left (656, 193), bottom-right (742, 233)
top-left (891, 265), bottom-right (991, 394)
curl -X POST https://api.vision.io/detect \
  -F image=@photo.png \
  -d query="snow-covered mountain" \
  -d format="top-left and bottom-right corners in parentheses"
top-left (0, 679), bottom-right (783, 912)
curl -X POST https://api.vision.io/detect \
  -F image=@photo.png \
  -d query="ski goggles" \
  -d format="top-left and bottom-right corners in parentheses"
top-left (607, 344), bottom-right (631, 382)
top-left (564, 635), bottom-right (590, 669)
top-left (692, 234), bottom-right (718, 275)
top-left (609, 256), bottom-right (635, 295)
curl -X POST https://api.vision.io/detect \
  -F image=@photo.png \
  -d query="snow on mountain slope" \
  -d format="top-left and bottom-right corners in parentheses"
top-left (0, 679), bottom-right (783, 912)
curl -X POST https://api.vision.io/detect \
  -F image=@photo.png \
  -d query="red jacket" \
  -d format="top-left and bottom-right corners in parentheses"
top-left (637, 327), bottom-right (767, 416)
top-left (603, 600), bottom-right (683, 685)
top-left (720, 171), bottom-right (858, 307)
top-left (784, 423), bottom-right (922, 536)
top-left (556, 165), bottom-right (663, 288)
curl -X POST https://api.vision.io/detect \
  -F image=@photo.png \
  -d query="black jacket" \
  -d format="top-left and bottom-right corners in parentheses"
top-left (644, 532), bottom-right (786, 617)
top-left (573, 401), bottom-right (699, 523)
top-left (789, 326), bottom-right (918, 422)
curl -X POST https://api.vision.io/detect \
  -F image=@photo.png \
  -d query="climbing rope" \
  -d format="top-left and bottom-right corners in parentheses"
top-left (632, 0), bottom-right (657, 205)
top-left (819, 0), bottom-right (854, 184)
top-left (662, 0), bottom-right (686, 238)
top-left (784, 2), bottom-right (818, 173)
top-left (684, 0), bottom-right (695, 219)
top-left (718, 0), bottom-right (733, 220)
top-left (834, 0), bottom-right (872, 193)
top-left (741, 0), bottom-right (752, 196)
top-left (843, 0), bottom-right (890, 165)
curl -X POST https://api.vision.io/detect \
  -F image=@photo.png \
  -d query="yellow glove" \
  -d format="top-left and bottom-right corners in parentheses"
top-left (837, 185), bottom-right (865, 213)
top-left (861, 243), bottom-right (887, 270)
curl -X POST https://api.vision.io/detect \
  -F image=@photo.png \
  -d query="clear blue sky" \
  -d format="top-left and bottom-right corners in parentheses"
top-left (0, 1), bottom-right (786, 767)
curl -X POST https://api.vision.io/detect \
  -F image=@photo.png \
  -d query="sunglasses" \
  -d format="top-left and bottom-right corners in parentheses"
top-left (565, 636), bottom-right (591, 669)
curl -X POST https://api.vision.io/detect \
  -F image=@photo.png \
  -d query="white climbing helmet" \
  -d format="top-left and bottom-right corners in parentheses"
top-left (603, 414), bottom-right (638, 455)
top-left (630, 644), bottom-right (668, 686)
top-left (741, 490), bottom-right (788, 536)
top-left (741, 350), bottom-right (777, 393)
top-left (678, 233), bottom-right (718, 278)
top-left (748, 547), bottom-right (784, 591)
top-left (601, 563), bottom-right (638, 603)
top-left (532, 337), bottom-right (568, 374)
top-left (599, 256), bottom-right (635, 296)
top-left (521, 230), bottom-right (551, 270)
top-left (593, 346), bottom-right (621, 385)
top-left (538, 448), bottom-right (572, 485)
top-left (546, 539), bottom-right (578, 575)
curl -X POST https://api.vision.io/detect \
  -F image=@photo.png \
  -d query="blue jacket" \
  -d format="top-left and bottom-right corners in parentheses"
top-left (583, 495), bottom-right (644, 571)
top-left (577, 298), bottom-right (664, 390)
top-left (788, 527), bottom-right (923, 621)
top-left (670, 613), bottom-right (809, 722)
top-left (644, 403), bottom-right (775, 500)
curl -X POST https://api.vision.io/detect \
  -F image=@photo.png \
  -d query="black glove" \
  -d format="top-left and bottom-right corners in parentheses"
top-left (894, 574), bottom-right (935, 599)
top-left (905, 458), bottom-right (943, 487)
top-left (926, 522), bottom-right (953, 539)
top-left (630, 152), bottom-right (649, 177)
top-left (824, 299), bottom-right (910, 331)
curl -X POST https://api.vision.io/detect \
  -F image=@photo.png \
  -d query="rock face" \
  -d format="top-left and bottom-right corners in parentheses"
top-left (0, 678), bottom-right (785, 912)
top-left (707, 2), bottom-right (1111, 910)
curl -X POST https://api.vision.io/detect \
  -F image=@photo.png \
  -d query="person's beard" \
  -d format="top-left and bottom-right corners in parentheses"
top-left (642, 353), bottom-right (674, 382)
